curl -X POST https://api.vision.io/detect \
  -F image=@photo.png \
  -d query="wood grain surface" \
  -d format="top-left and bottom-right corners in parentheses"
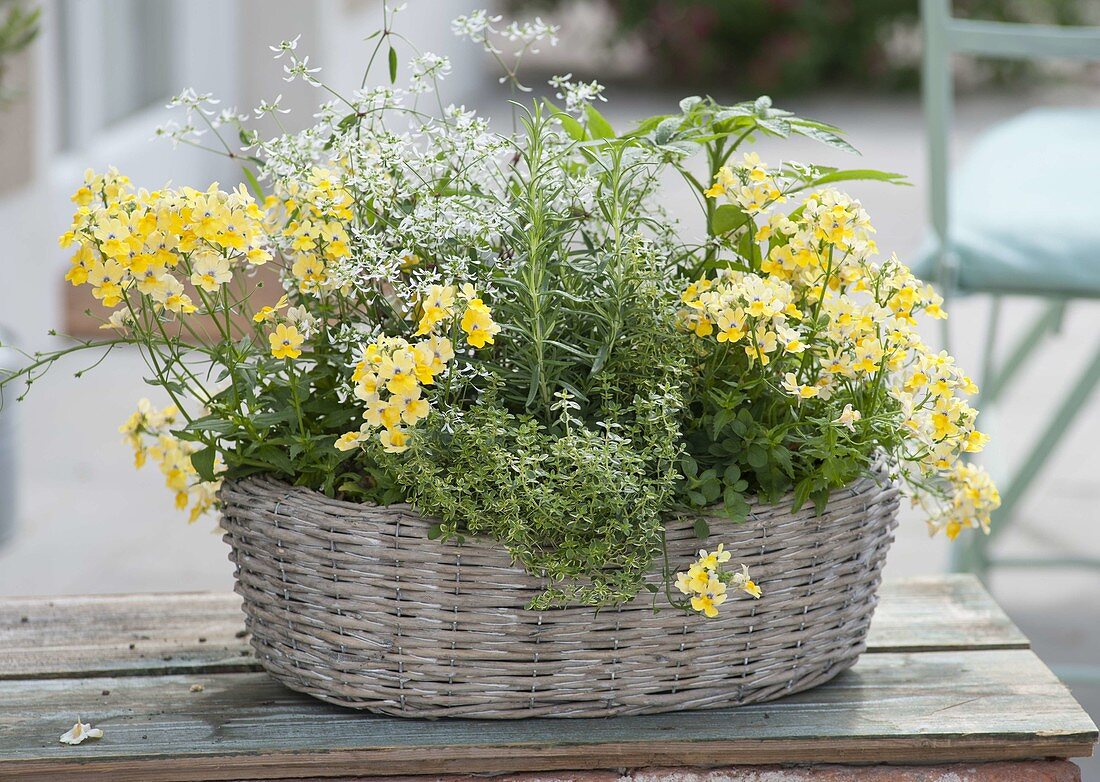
top-left (0, 577), bottom-right (1093, 782)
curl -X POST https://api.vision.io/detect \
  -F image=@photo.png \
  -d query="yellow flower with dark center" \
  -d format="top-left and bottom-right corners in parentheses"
top-left (269, 323), bottom-right (304, 360)
top-left (460, 298), bottom-right (500, 349)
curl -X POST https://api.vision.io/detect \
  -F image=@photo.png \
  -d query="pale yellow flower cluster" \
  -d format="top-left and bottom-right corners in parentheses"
top-left (268, 167), bottom-right (354, 294)
top-left (119, 399), bottom-right (221, 522)
top-left (938, 463), bottom-right (1001, 540)
top-left (336, 282), bottom-right (501, 454)
top-left (416, 283), bottom-right (501, 348)
top-left (675, 544), bottom-right (762, 618)
top-left (336, 335), bottom-right (455, 454)
top-left (681, 271), bottom-right (807, 372)
top-left (685, 164), bottom-right (1000, 540)
top-left (704, 153), bottom-right (786, 214)
top-left (60, 168), bottom-right (271, 317)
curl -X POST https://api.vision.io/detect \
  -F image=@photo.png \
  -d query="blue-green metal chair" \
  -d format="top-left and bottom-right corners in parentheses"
top-left (919, 0), bottom-right (1100, 579)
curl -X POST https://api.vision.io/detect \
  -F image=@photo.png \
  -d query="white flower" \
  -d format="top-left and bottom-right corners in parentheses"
top-left (548, 74), bottom-right (607, 116)
top-left (287, 305), bottom-right (319, 337)
top-left (283, 55), bottom-right (321, 83)
top-left (451, 10), bottom-right (504, 52)
top-left (254, 95), bottom-right (290, 118)
top-left (269, 34), bottom-right (301, 58)
top-left (60, 719), bottom-right (103, 745)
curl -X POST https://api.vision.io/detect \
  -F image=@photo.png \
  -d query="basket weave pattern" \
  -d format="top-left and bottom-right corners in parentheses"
top-left (220, 460), bottom-right (899, 718)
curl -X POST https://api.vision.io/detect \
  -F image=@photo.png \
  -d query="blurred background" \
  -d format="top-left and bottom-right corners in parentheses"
top-left (0, 0), bottom-right (1097, 771)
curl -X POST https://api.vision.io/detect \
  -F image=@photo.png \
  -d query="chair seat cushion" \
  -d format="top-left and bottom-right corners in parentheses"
top-left (912, 108), bottom-right (1100, 296)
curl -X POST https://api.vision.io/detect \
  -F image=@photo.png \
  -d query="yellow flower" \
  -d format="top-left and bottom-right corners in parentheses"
top-left (416, 284), bottom-right (457, 335)
top-left (674, 563), bottom-right (711, 595)
top-left (715, 312), bottom-right (745, 344)
top-left (334, 431), bottom-right (365, 451)
top-left (834, 404), bottom-right (862, 431)
top-left (190, 252), bottom-right (233, 292)
top-left (269, 323), bottom-right (304, 360)
top-left (689, 313), bottom-right (714, 338)
top-left (697, 544), bottom-right (731, 571)
top-left (385, 349), bottom-right (419, 396)
top-left (781, 372), bottom-right (818, 401)
top-left (461, 298), bottom-right (500, 349)
top-left (690, 577), bottom-right (728, 618)
top-left (402, 397), bottom-right (431, 426)
top-left (380, 427), bottom-right (410, 453)
top-left (64, 245), bottom-right (97, 286)
top-left (253, 295), bottom-right (290, 323)
top-left (164, 292), bottom-right (198, 314)
top-left (962, 430), bottom-right (989, 453)
top-left (729, 563), bottom-right (763, 599)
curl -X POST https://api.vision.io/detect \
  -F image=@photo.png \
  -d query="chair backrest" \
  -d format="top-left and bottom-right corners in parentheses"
top-left (921, 0), bottom-right (1100, 288)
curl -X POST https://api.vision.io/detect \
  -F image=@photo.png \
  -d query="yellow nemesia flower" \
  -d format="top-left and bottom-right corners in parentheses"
top-left (269, 323), bottom-right (304, 360)
top-left (461, 298), bottom-right (500, 349)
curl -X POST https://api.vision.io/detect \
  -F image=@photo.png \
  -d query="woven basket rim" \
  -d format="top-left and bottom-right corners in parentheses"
top-left (224, 450), bottom-right (891, 519)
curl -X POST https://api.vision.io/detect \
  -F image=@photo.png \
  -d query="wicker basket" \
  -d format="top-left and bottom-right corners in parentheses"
top-left (220, 458), bottom-right (899, 718)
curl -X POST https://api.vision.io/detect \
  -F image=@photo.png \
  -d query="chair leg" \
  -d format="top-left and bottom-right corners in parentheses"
top-left (987, 338), bottom-right (1100, 542)
top-left (950, 300), bottom-right (1097, 578)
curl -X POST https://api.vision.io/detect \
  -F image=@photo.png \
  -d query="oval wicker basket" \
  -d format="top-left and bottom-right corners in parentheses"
top-left (220, 458), bottom-right (899, 718)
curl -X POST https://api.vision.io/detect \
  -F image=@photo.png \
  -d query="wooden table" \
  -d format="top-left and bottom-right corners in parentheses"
top-left (0, 575), bottom-right (1095, 782)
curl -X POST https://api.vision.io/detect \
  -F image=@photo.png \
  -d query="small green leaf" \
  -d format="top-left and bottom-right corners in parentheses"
top-left (693, 518), bottom-right (710, 539)
top-left (723, 464), bottom-right (741, 484)
top-left (585, 104), bottom-right (615, 139)
top-left (190, 446), bottom-right (217, 483)
top-left (710, 408), bottom-right (734, 440)
top-left (679, 95), bottom-right (702, 114)
top-left (255, 445), bottom-right (294, 474)
top-left (711, 203), bottom-right (750, 235)
top-left (687, 490), bottom-right (707, 506)
top-left (792, 477), bottom-right (814, 513)
top-left (388, 46), bottom-right (398, 84)
top-left (427, 523), bottom-right (444, 540)
top-left (791, 121), bottom-right (859, 154)
top-left (543, 98), bottom-right (585, 142)
top-left (654, 117), bottom-right (681, 145)
top-left (810, 169), bottom-right (908, 187)
top-left (681, 455), bottom-right (698, 479)
top-left (722, 490), bottom-right (749, 522)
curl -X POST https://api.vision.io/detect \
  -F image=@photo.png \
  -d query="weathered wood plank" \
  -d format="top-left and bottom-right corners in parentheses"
top-left (0, 650), bottom-right (1095, 781)
top-left (868, 575), bottom-right (1030, 652)
top-left (0, 576), bottom-right (1027, 681)
top-left (0, 593), bottom-right (254, 680)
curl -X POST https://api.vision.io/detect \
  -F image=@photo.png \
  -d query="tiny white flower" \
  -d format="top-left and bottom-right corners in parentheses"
top-left (269, 34), bottom-right (301, 58)
top-left (60, 719), bottom-right (104, 745)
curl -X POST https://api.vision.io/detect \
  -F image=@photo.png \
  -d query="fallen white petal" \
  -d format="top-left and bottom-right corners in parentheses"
top-left (59, 720), bottom-right (104, 745)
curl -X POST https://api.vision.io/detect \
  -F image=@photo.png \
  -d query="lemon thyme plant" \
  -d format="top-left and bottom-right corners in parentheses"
top-left (0, 7), bottom-right (998, 616)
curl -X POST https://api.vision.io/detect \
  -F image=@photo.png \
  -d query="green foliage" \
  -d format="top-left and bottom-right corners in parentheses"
top-left (0, 1), bottom-right (39, 104)
top-left (379, 392), bottom-right (682, 608)
top-left (510, 0), bottom-right (1091, 93)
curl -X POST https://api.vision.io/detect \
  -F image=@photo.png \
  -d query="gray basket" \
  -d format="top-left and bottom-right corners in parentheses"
top-left (220, 458), bottom-right (899, 718)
